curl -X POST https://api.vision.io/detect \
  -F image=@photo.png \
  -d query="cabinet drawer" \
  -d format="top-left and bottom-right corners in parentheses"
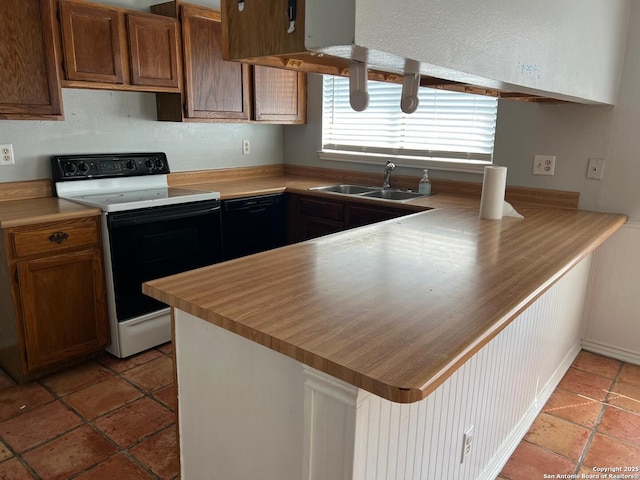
top-left (12, 218), bottom-right (100, 258)
top-left (298, 197), bottom-right (344, 221)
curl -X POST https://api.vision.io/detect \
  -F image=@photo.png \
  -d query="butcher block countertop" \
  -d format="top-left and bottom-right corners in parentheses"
top-left (0, 197), bottom-right (101, 228)
top-left (143, 198), bottom-right (627, 403)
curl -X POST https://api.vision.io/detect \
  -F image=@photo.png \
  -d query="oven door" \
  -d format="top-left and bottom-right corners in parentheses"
top-left (106, 200), bottom-right (222, 322)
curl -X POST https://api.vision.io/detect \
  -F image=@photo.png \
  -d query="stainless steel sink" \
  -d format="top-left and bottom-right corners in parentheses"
top-left (310, 184), bottom-right (380, 195)
top-left (362, 189), bottom-right (427, 201)
top-left (309, 184), bottom-right (429, 202)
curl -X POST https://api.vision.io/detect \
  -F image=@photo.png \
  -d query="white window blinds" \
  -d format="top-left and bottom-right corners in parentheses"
top-left (322, 75), bottom-right (498, 163)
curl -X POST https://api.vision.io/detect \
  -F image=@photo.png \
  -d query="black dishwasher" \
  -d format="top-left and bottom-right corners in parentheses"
top-left (221, 194), bottom-right (287, 260)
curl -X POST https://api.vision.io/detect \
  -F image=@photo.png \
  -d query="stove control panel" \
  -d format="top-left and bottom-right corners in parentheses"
top-left (51, 153), bottom-right (170, 181)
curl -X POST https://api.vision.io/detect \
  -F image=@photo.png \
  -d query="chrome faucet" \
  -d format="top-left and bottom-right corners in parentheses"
top-left (382, 160), bottom-right (396, 188)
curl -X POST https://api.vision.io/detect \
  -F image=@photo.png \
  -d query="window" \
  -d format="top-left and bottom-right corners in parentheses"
top-left (321, 75), bottom-right (498, 171)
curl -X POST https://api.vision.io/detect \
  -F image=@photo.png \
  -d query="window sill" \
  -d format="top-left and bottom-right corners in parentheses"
top-left (318, 151), bottom-right (488, 175)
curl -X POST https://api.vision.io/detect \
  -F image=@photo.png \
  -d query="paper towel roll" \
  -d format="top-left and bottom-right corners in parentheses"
top-left (479, 166), bottom-right (507, 219)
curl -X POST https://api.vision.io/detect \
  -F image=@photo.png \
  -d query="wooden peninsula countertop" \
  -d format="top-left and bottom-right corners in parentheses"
top-left (143, 193), bottom-right (627, 403)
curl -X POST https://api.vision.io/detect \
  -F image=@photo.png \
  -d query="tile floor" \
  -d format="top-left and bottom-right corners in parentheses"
top-left (0, 343), bottom-right (177, 480)
top-left (499, 350), bottom-right (640, 480)
top-left (0, 348), bottom-right (638, 479)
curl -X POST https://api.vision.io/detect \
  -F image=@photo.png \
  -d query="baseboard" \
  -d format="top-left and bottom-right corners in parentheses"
top-left (581, 340), bottom-right (640, 366)
top-left (480, 343), bottom-right (582, 480)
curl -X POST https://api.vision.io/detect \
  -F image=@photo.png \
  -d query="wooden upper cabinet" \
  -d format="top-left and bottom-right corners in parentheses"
top-left (253, 66), bottom-right (306, 124)
top-left (0, 0), bottom-right (63, 120)
top-left (127, 13), bottom-right (180, 88)
top-left (59, 1), bottom-right (124, 83)
top-left (58, 0), bottom-right (181, 92)
top-left (154, 1), bottom-right (305, 124)
top-left (181, 4), bottom-right (250, 120)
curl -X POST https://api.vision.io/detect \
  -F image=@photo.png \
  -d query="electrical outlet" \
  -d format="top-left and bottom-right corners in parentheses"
top-left (0, 144), bottom-right (15, 166)
top-left (242, 140), bottom-right (250, 155)
top-left (586, 158), bottom-right (604, 180)
top-left (461, 426), bottom-right (474, 464)
top-left (533, 155), bottom-right (555, 176)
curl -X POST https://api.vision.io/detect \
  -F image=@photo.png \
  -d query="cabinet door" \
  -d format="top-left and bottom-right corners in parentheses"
top-left (59, 1), bottom-right (124, 84)
top-left (181, 4), bottom-right (250, 120)
top-left (127, 13), bottom-right (180, 88)
top-left (17, 249), bottom-right (109, 371)
top-left (347, 203), bottom-right (412, 228)
top-left (253, 66), bottom-right (306, 124)
top-left (292, 195), bottom-right (345, 242)
top-left (0, 0), bottom-right (63, 119)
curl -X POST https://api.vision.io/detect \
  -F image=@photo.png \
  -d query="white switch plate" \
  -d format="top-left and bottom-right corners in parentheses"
top-left (586, 158), bottom-right (604, 180)
top-left (242, 139), bottom-right (250, 155)
top-left (0, 144), bottom-right (15, 166)
top-left (460, 425), bottom-right (474, 464)
top-left (533, 155), bottom-right (555, 176)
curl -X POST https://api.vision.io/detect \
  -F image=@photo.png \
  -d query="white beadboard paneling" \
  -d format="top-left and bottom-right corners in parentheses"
top-left (351, 254), bottom-right (592, 480)
top-left (583, 222), bottom-right (640, 365)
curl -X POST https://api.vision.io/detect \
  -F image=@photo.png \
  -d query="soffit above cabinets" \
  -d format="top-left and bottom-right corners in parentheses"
top-left (221, 0), bottom-right (631, 105)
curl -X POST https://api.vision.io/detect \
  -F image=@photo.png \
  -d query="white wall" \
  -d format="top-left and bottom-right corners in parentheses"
top-left (0, 90), bottom-right (282, 182)
top-left (306, 0), bottom-right (630, 104)
top-left (0, 0), bottom-right (283, 183)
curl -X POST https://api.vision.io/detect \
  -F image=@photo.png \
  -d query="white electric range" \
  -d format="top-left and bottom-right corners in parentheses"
top-left (52, 153), bottom-right (222, 358)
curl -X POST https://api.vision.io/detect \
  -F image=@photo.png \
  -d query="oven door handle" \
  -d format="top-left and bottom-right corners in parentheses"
top-left (109, 204), bottom-right (220, 228)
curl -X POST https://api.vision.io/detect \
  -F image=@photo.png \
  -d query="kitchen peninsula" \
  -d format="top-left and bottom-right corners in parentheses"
top-left (143, 188), bottom-right (626, 480)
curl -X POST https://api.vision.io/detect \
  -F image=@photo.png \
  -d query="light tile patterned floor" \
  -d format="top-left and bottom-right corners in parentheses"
top-left (0, 343), bottom-right (177, 480)
top-left (0, 348), bottom-right (638, 479)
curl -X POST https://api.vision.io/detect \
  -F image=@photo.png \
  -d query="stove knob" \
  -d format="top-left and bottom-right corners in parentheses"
top-left (154, 158), bottom-right (165, 170)
top-left (144, 158), bottom-right (154, 170)
top-left (77, 162), bottom-right (89, 174)
top-left (125, 160), bottom-right (136, 170)
top-left (63, 162), bottom-right (77, 174)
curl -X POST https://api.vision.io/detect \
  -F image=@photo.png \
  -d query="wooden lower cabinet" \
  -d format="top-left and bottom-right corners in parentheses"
top-left (0, 216), bottom-right (109, 382)
top-left (288, 194), bottom-right (416, 243)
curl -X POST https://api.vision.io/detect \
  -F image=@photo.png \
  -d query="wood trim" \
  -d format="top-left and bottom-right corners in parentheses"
top-left (168, 164), bottom-right (285, 186)
top-left (61, 79), bottom-right (181, 93)
top-left (0, 180), bottom-right (52, 202)
top-left (41, 0), bottom-right (64, 117)
top-left (505, 185), bottom-right (580, 211)
top-left (284, 165), bottom-right (580, 210)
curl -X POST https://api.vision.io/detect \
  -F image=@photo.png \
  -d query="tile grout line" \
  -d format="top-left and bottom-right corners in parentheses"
top-left (0, 345), bottom-right (175, 479)
top-left (572, 360), bottom-right (626, 475)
